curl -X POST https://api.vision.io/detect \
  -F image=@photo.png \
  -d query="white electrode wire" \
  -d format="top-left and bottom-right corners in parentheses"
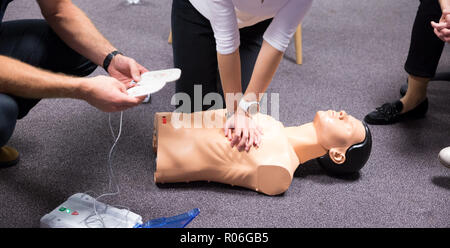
top-left (91, 111), bottom-right (125, 227)
top-left (108, 114), bottom-right (117, 141)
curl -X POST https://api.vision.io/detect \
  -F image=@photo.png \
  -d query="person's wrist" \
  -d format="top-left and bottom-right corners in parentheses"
top-left (238, 98), bottom-right (259, 116)
top-left (73, 77), bottom-right (91, 101)
top-left (103, 50), bottom-right (123, 73)
top-left (236, 107), bottom-right (246, 115)
top-left (226, 110), bottom-right (235, 119)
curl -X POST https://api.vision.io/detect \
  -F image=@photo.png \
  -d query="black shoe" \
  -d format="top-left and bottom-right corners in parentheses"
top-left (364, 98), bottom-right (428, 125)
top-left (0, 146), bottom-right (20, 168)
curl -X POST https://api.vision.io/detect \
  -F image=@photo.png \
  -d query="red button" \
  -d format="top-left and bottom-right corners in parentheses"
top-left (162, 116), bottom-right (167, 124)
top-left (72, 211), bottom-right (79, 215)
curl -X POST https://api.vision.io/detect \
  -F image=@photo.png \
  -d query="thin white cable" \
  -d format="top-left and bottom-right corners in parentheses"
top-left (89, 111), bottom-right (129, 228)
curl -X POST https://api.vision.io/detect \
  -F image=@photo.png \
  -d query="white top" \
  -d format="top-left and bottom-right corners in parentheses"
top-left (189, 0), bottom-right (313, 54)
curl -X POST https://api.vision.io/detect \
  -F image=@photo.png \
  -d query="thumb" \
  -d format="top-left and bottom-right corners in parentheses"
top-left (138, 63), bottom-right (150, 73)
top-left (130, 61), bottom-right (141, 82)
top-left (431, 21), bottom-right (446, 30)
top-left (114, 80), bottom-right (128, 93)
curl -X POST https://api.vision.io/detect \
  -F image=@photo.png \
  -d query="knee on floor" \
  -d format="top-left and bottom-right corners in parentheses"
top-left (0, 94), bottom-right (19, 142)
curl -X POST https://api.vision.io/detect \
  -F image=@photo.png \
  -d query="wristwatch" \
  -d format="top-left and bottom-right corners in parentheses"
top-left (225, 111), bottom-right (234, 119)
top-left (103, 50), bottom-right (123, 72)
top-left (238, 98), bottom-right (259, 116)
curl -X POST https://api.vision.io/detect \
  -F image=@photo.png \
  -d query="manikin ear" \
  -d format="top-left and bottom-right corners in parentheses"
top-left (329, 148), bottom-right (346, 164)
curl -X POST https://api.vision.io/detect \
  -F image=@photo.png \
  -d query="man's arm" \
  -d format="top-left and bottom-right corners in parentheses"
top-left (0, 55), bottom-right (80, 99)
top-left (37, 0), bottom-right (149, 82)
top-left (0, 55), bottom-right (143, 112)
top-left (37, 0), bottom-right (115, 67)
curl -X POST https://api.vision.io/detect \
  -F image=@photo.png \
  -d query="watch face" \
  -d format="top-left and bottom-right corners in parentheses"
top-left (248, 103), bottom-right (259, 116)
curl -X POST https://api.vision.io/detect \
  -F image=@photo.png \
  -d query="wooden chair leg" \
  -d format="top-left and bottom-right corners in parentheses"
top-left (294, 24), bottom-right (302, 65)
top-left (168, 30), bottom-right (172, 44)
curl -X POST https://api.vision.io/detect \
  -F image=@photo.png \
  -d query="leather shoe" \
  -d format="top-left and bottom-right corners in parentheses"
top-left (0, 146), bottom-right (20, 168)
top-left (364, 98), bottom-right (428, 125)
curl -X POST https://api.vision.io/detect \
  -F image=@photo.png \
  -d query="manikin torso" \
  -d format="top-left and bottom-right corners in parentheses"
top-left (153, 109), bottom-right (329, 196)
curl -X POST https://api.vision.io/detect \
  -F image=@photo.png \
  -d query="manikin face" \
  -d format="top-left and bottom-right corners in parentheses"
top-left (313, 110), bottom-right (366, 164)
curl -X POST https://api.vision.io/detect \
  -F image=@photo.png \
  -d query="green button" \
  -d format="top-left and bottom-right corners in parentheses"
top-left (59, 207), bottom-right (66, 212)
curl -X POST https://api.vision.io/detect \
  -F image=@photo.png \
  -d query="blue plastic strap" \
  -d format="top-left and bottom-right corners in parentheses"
top-left (134, 208), bottom-right (200, 228)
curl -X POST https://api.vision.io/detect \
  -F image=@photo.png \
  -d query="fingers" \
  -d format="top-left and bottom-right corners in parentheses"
top-left (225, 113), bottom-right (264, 151)
top-left (231, 125), bottom-right (242, 148)
top-left (224, 118), bottom-right (231, 136)
top-left (138, 63), bottom-right (150, 73)
top-left (237, 129), bottom-right (248, 152)
top-left (431, 20), bottom-right (450, 42)
top-left (439, 30), bottom-right (450, 41)
top-left (227, 129), bottom-right (232, 141)
top-left (257, 125), bottom-right (264, 135)
top-left (434, 27), bottom-right (443, 40)
top-left (446, 13), bottom-right (450, 23)
top-left (115, 97), bottom-right (142, 109)
top-left (434, 27), bottom-right (449, 42)
top-left (246, 130), bottom-right (254, 152)
top-left (431, 21), bottom-right (447, 30)
top-left (87, 76), bottom-right (146, 112)
top-left (114, 88), bottom-right (145, 110)
top-left (224, 117), bottom-right (236, 141)
top-left (439, 27), bottom-right (450, 36)
top-left (129, 61), bottom-right (141, 82)
top-left (134, 95), bottom-right (147, 103)
top-left (254, 127), bottom-right (262, 147)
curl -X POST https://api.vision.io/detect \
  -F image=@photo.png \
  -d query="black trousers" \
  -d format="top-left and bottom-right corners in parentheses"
top-left (404, 0), bottom-right (445, 78)
top-left (171, 0), bottom-right (272, 112)
top-left (0, 19), bottom-right (97, 147)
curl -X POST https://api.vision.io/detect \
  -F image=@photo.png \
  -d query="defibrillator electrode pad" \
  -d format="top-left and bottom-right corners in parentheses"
top-left (127, 68), bottom-right (181, 97)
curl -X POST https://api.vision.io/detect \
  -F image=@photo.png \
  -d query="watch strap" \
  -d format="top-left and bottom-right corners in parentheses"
top-left (103, 50), bottom-right (123, 72)
top-left (238, 98), bottom-right (259, 114)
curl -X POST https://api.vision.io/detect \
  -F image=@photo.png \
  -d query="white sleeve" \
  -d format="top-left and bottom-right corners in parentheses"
top-left (263, 0), bottom-right (313, 52)
top-left (207, 0), bottom-right (240, 55)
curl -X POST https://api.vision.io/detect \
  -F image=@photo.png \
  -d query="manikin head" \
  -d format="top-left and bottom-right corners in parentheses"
top-left (313, 110), bottom-right (372, 175)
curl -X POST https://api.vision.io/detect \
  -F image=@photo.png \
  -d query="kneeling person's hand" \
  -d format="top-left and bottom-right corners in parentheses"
top-left (80, 75), bottom-right (145, 112)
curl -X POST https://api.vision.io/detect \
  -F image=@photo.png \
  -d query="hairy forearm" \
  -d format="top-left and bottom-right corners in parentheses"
top-left (0, 55), bottom-right (83, 99)
top-left (439, 0), bottom-right (450, 10)
top-left (243, 41), bottom-right (283, 102)
top-left (217, 50), bottom-right (242, 112)
top-left (40, 1), bottom-right (116, 66)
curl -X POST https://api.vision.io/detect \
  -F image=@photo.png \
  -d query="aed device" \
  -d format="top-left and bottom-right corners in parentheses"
top-left (40, 193), bottom-right (142, 228)
top-left (40, 193), bottom-right (199, 228)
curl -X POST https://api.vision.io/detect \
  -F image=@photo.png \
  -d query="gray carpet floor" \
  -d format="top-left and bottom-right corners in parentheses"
top-left (0, 0), bottom-right (449, 228)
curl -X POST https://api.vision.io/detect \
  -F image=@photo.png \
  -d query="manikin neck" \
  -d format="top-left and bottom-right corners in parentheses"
top-left (283, 123), bottom-right (328, 164)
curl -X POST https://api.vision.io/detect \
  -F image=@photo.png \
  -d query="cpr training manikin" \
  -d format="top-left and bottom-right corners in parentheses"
top-left (153, 109), bottom-right (372, 195)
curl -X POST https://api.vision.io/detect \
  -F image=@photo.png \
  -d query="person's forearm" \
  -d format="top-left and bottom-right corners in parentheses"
top-left (243, 41), bottom-right (283, 102)
top-left (217, 49), bottom-right (243, 112)
top-left (39, 0), bottom-right (116, 66)
top-left (439, 0), bottom-right (450, 11)
top-left (0, 55), bottom-right (84, 99)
